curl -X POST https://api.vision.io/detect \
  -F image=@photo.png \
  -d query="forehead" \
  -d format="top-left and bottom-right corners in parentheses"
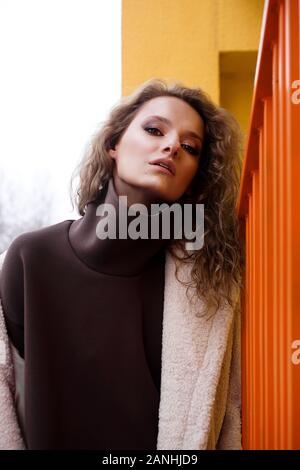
top-left (135, 96), bottom-right (204, 132)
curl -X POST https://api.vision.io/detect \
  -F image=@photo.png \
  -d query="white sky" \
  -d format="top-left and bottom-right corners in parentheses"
top-left (0, 0), bottom-right (121, 225)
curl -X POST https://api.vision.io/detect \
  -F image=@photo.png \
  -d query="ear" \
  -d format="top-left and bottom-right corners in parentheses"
top-left (108, 147), bottom-right (117, 160)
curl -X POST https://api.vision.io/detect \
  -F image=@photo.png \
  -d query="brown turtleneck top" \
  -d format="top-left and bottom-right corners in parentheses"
top-left (0, 178), bottom-right (171, 450)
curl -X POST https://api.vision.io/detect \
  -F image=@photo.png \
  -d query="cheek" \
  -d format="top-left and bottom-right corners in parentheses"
top-left (123, 133), bottom-right (145, 153)
top-left (118, 135), bottom-right (153, 167)
top-left (181, 159), bottom-right (200, 184)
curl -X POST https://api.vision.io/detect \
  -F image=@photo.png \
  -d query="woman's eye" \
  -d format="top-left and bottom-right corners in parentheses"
top-left (144, 126), bottom-right (162, 136)
top-left (144, 127), bottom-right (200, 156)
top-left (182, 144), bottom-right (199, 156)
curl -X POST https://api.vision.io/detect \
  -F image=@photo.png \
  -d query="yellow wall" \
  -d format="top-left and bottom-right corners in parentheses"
top-left (122, 0), bottom-right (265, 137)
top-left (220, 50), bottom-right (258, 136)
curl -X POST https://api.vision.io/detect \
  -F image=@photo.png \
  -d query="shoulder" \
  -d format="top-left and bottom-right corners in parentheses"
top-left (0, 219), bottom-right (73, 269)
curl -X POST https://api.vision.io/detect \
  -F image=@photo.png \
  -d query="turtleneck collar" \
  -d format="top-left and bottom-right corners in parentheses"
top-left (68, 177), bottom-right (173, 276)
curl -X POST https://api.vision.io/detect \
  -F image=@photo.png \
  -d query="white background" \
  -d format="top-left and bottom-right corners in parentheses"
top-left (0, 0), bottom-right (121, 250)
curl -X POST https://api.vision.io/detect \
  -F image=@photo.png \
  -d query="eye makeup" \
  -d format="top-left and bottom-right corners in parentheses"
top-left (142, 123), bottom-right (201, 157)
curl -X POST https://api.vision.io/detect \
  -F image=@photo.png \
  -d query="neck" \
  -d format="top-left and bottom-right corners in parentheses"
top-left (68, 177), bottom-right (173, 276)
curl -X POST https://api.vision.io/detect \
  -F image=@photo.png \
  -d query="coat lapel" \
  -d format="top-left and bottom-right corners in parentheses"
top-left (0, 250), bottom-right (25, 449)
top-left (157, 249), bottom-right (235, 450)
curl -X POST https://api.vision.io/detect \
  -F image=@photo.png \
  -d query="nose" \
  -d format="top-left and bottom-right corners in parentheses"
top-left (162, 137), bottom-right (180, 157)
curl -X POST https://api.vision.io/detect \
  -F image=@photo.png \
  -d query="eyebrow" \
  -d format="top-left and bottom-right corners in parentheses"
top-left (143, 114), bottom-right (203, 143)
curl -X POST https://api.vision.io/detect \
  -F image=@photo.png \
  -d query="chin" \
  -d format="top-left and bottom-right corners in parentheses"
top-left (126, 175), bottom-right (182, 204)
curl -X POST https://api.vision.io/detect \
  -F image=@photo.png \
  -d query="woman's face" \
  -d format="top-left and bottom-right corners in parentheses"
top-left (109, 96), bottom-right (205, 206)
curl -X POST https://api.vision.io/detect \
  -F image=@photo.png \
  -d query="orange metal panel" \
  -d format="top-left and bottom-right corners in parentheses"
top-left (237, 0), bottom-right (300, 449)
top-left (285, 0), bottom-right (300, 449)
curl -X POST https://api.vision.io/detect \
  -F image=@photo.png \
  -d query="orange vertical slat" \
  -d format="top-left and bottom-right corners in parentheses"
top-left (260, 108), bottom-right (266, 449)
top-left (263, 96), bottom-right (274, 450)
top-left (245, 212), bottom-right (250, 450)
top-left (253, 170), bottom-right (261, 449)
top-left (258, 127), bottom-right (264, 450)
top-left (242, 212), bottom-right (250, 450)
top-left (278, 2), bottom-right (288, 449)
top-left (278, 2), bottom-right (284, 448)
top-left (249, 183), bottom-right (254, 448)
top-left (272, 39), bottom-right (280, 450)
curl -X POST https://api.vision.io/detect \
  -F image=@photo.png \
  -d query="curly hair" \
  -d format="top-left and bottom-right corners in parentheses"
top-left (69, 78), bottom-right (245, 317)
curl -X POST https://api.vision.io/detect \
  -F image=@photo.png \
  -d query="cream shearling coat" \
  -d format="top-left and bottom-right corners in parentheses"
top-left (0, 247), bottom-right (241, 450)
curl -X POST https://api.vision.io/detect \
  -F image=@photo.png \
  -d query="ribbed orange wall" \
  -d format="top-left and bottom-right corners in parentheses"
top-left (237, 0), bottom-right (300, 449)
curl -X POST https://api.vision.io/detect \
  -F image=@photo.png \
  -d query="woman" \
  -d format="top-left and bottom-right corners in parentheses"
top-left (0, 78), bottom-right (244, 450)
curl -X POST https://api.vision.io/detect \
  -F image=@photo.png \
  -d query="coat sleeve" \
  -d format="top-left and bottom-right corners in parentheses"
top-left (0, 250), bottom-right (25, 450)
top-left (216, 299), bottom-right (242, 450)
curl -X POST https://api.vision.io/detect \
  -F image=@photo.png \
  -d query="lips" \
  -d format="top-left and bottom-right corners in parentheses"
top-left (149, 158), bottom-right (176, 176)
